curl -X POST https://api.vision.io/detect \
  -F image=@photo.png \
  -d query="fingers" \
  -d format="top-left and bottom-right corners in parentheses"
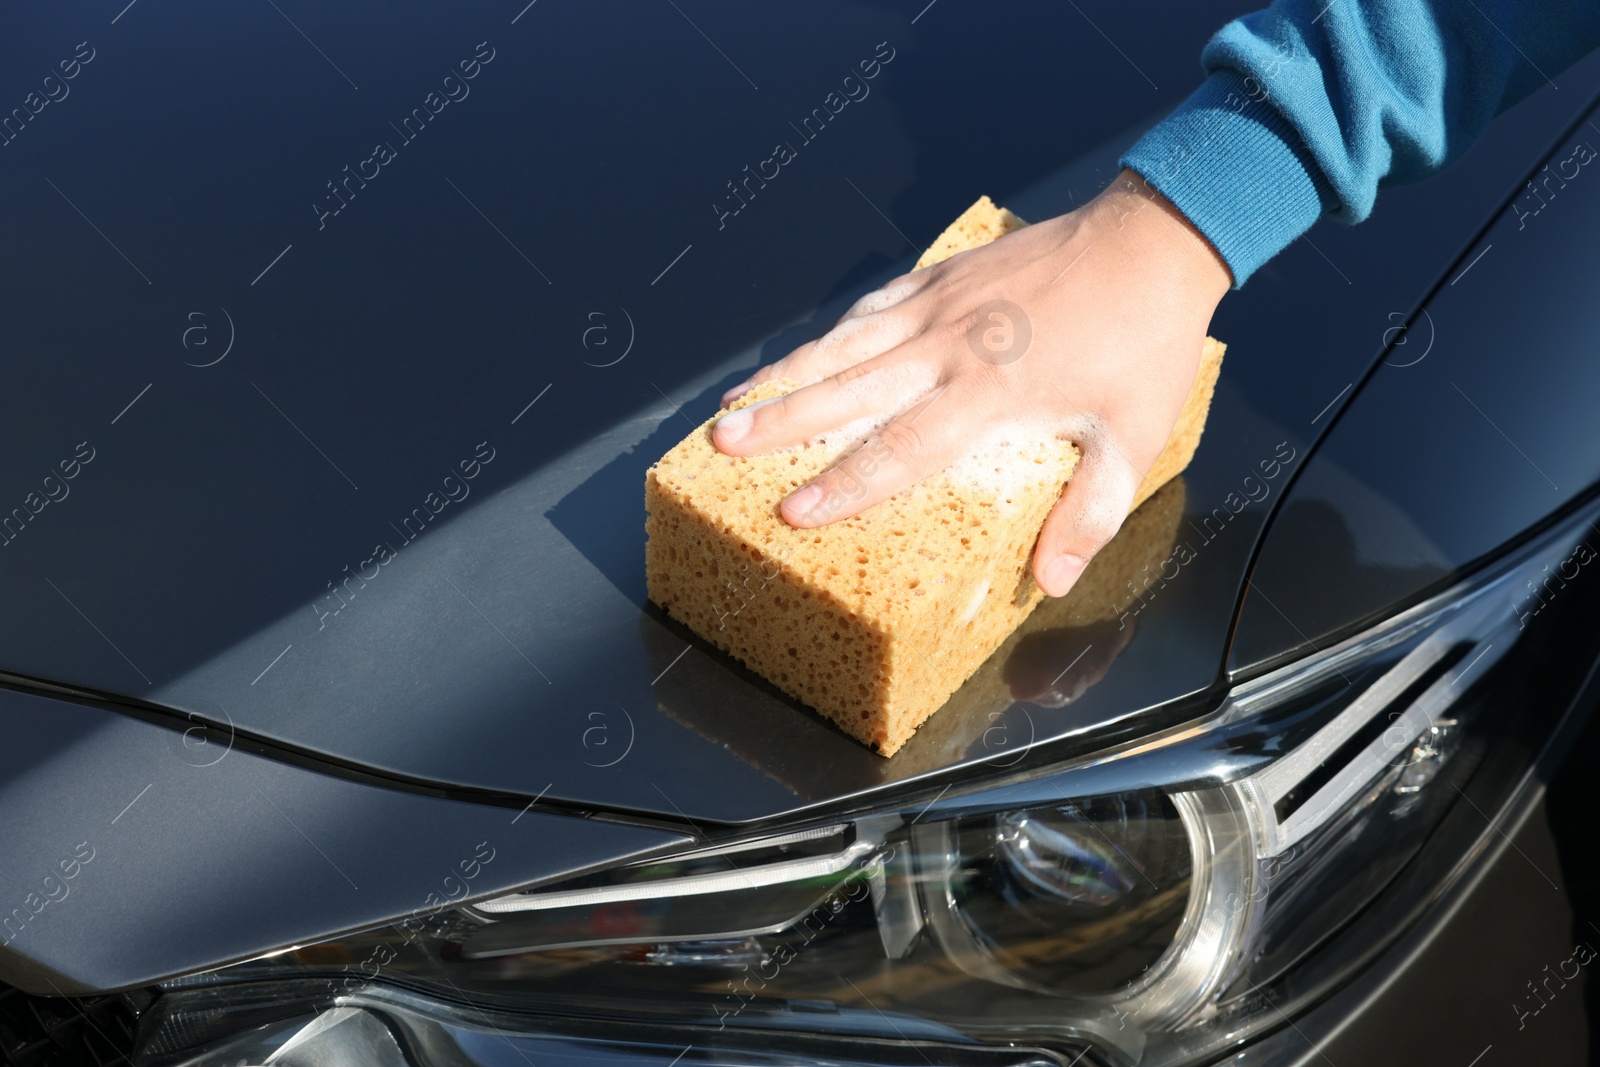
top-left (1032, 443), bottom-right (1146, 597)
top-left (778, 380), bottom-right (976, 528)
top-left (712, 356), bottom-right (940, 455)
top-left (720, 275), bottom-right (931, 407)
top-left (835, 272), bottom-right (929, 323)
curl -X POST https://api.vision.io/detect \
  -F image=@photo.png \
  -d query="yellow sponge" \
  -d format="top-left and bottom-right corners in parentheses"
top-left (913, 194), bottom-right (1027, 270)
top-left (645, 197), bottom-right (1223, 755)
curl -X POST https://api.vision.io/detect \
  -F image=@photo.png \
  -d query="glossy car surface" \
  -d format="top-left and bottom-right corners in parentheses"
top-left (2, 2), bottom-right (1599, 1064)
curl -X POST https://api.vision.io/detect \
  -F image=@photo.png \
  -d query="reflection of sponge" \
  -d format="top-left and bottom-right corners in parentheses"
top-left (645, 197), bottom-right (1224, 756)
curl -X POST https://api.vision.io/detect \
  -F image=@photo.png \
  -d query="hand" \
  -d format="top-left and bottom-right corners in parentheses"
top-left (711, 170), bottom-right (1231, 598)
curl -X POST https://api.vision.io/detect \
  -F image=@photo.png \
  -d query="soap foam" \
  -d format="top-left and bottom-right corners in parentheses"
top-left (835, 360), bottom-right (939, 411)
top-left (805, 363), bottom-right (940, 456)
top-left (844, 277), bottom-right (925, 319)
top-left (796, 389), bottom-right (1078, 505)
top-left (959, 578), bottom-right (991, 624)
top-left (941, 414), bottom-right (1069, 499)
top-left (801, 313), bottom-right (922, 383)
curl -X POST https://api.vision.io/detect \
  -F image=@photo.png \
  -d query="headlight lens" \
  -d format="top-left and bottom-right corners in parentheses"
top-left (143, 508), bottom-right (1600, 1067)
top-left (922, 786), bottom-right (1248, 1028)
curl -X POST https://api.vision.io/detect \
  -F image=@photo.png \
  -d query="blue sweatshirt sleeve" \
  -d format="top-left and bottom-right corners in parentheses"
top-left (1121, 0), bottom-right (1600, 285)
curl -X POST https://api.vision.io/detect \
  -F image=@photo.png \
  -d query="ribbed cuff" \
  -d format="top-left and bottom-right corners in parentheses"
top-left (1120, 69), bottom-right (1334, 287)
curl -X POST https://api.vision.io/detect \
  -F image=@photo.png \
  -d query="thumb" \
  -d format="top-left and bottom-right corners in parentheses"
top-left (1033, 446), bottom-right (1143, 598)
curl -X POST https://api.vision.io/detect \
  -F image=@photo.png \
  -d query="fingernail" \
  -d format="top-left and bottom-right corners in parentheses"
top-left (714, 395), bottom-right (781, 450)
top-left (782, 483), bottom-right (824, 524)
top-left (721, 378), bottom-right (754, 406)
top-left (714, 406), bottom-right (754, 447)
top-left (1041, 553), bottom-right (1088, 597)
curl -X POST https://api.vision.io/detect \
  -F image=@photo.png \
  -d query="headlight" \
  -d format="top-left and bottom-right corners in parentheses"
top-left (140, 501), bottom-right (1600, 1067)
top-left (920, 786), bottom-right (1248, 1029)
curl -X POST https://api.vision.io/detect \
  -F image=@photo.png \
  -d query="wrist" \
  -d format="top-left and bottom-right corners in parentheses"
top-left (1119, 70), bottom-right (1335, 286)
top-left (1090, 169), bottom-right (1234, 305)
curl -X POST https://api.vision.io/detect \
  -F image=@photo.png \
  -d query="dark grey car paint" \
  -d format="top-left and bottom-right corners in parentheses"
top-left (0, 687), bottom-right (689, 995)
top-left (1232, 96), bottom-right (1600, 670)
top-left (2, 0), bottom-right (1600, 1002)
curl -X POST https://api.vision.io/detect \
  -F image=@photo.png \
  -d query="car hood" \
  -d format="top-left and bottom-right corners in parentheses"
top-left (3, 2), bottom-right (1596, 825)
